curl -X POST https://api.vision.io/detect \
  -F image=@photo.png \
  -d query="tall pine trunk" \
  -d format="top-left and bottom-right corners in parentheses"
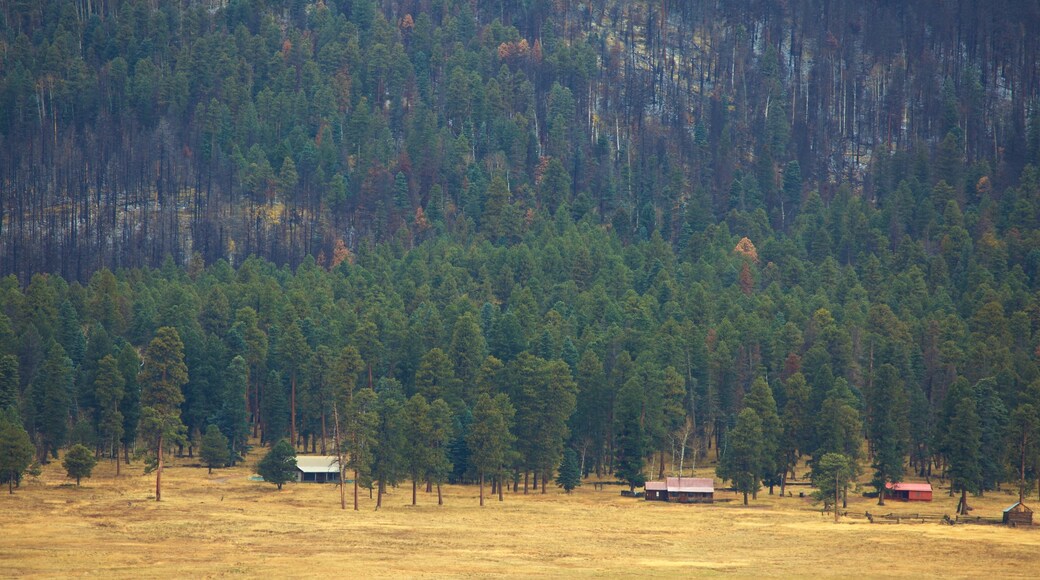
top-left (479, 471), bottom-right (485, 506)
top-left (155, 434), bottom-right (163, 502)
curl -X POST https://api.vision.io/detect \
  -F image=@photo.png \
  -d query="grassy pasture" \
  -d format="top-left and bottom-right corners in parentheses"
top-left (2, 449), bottom-right (1040, 578)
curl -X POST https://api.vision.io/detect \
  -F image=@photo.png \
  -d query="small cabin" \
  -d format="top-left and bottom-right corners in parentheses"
top-left (1003, 502), bottom-right (1033, 527)
top-left (644, 477), bottom-right (714, 504)
top-left (294, 455), bottom-right (341, 483)
top-left (884, 482), bottom-right (933, 502)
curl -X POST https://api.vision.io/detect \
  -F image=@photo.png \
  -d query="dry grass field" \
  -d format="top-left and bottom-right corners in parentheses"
top-left (3, 448), bottom-right (1040, 578)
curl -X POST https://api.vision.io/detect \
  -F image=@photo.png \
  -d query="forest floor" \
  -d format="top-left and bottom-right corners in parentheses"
top-left (3, 449), bottom-right (1040, 578)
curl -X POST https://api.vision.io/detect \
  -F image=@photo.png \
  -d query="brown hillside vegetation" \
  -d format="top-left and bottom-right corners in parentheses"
top-left (2, 450), bottom-right (1039, 578)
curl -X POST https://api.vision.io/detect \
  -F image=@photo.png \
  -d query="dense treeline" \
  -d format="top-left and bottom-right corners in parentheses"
top-left (1, 156), bottom-right (1039, 501)
top-left (3, 0), bottom-right (1040, 280)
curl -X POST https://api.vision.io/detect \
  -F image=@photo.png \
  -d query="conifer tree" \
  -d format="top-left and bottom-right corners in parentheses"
top-left (0, 355), bottom-right (19, 412)
top-left (869, 364), bottom-right (909, 505)
top-left (62, 444), bottom-right (97, 486)
top-left (745, 377), bottom-right (782, 495)
top-left (556, 447), bottom-right (581, 493)
top-left (947, 395), bottom-right (982, 515)
top-left (200, 425), bottom-right (230, 474)
top-left (427, 398), bottom-right (454, 505)
top-left (93, 355), bottom-right (124, 475)
top-left (468, 393), bottom-right (515, 506)
top-left (0, 410), bottom-right (34, 493)
top-left (139, 327), bottom-right (189, 501)
top-left (812, 453), bottom-right (854, 522)
top-left (257, 439), bottom-right (297, 490)
top-left (718, 408), bottom-right (764, 505)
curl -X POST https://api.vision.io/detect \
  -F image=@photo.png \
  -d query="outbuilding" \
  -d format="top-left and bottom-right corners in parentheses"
top-left (883, 482), bottom-right (933, 502)
top-left (644, 477), bottom-right (714, 503)
top-left (1003, 502), bottom-right (1033, 527)
top-left (294, 455), bottom-right (341, 483)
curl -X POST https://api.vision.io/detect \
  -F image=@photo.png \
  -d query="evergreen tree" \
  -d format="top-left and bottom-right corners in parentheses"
top-left (343, 388), bottom-right (379, 510)
top-left (200, 425), bottom-right (230, 474)
top-left (468, 393), bottom-right (515, 506)
top-left (718, 408), bottom-right (764, 505)
top-left (0, 409), bottom-right (34, 493)
top-left (93, 355), bottom-right (124, 475)
top-left (372, 379), bottom-right (406, 509)
top-left (219, 356), bottom-right (250, 462)
top-left (812, 453), bottom-right (854, 522)
top-left (62, 444), bottom-right (97, 486)
top-left (116, 343), bottom-right (141, 466)
top-left (973, 378), bottom-right (1008, 493)
top-left (427, 398), bottom-right (454, 505)
top-left (947, 395), bottom-right (982, 515)
top-left (277, 320), bottom-right (310, 449)
top-left (556, 447), bottom-right (581, 493)
top-left (745, 377), bottom-right (783, 495)
top-left (257, 439), bottom-right (297, 490)
top-left (869, 364), bottom-right (909, 505)
top-left (0, 355), bottom-right (20, 412)
top-left (33, 340), bottom-right (73, 461)
top-left (1009, 404), bottom-right (1039, 503)
top-left (614, 377), bottom-right (649, 492)
top-left (139, 327), bottom-right (189, 501)
top-left (403, 393), bottom-right (433, 505)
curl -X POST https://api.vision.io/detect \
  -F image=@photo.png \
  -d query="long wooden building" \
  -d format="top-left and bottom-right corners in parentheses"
top-left (883, 482), bottom-right (933, 502)
top-left (645, 477), bottom-right (714, 503)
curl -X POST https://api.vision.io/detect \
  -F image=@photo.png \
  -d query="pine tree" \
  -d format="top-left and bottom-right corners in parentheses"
top-left (468, 393), bottom-right (515, 506)
top-left (0, 410), bottom-right (34, 494)
top-left (869, 364), bottom-right (909, 505)
top-left (139, 327), bottom-right (189, 501)
top-left (34, 340), bottom-right (73, 461)
top-left (427, 398), bottom-right (454, 505)
top-left (93, 355), bottom-right (124, 475)
top-left (403, 393), bottom-right (432, 505)
top-left (1009, 404), bottom-right (1039, 503)
top-left (745, 377), bottom-right (782, 495)
top-left (277, 320), bottom-right (310, 449)
top-left (556, 447), bottom-right (581, 493)
top-left (947, 395), bottom-right (982, 515)
top-left (200, 425), bottom-right (230, 474)
top-left (718, 408), bottom-right (764, 505)
top-left (343, 388), bottom-right (378, 510)
top-left (62, 444), bottom-right (97, 486)
top-left (812, 453), bottom-right (854, 522)
top-left (257, 439), bottom-right (297, 490)
top-left (0, 355), bottom-right (20, 412)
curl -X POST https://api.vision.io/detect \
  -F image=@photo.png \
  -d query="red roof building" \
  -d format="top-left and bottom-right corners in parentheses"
top-left (884, 482), bottom-right (933, 502)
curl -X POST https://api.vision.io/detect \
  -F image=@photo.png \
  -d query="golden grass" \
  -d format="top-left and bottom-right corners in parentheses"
top-left (3, 450), bottom-right (1040, 578)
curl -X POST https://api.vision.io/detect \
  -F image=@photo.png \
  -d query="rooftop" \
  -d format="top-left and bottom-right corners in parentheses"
top-left (885, 482), bottom-right (932, 492)
top-left (295, 456), bottom-right (340, 473)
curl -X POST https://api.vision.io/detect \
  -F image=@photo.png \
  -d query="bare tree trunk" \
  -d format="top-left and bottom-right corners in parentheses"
top-left (376, 479), bottom-right (384, 510)
top-left (437, 482), bottom-right (442, 506)
top-left (412, 478), bottom-right (417, 506)
top-left (479, 472), bottom-right (485, 506)
top-left (354, 469), bottom-right (359, 511)
top-left (155, 434), bottom-right (163, 502)
top-left (499, 474), bottom-right (504, 501)
top-left (333, 405), bottom-right (345, 510)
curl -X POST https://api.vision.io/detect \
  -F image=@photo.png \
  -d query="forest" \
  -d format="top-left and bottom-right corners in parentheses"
top-left (1, 1), bottom-right (1040, 509)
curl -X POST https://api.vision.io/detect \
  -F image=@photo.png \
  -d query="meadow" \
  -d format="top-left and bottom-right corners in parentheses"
top-left (3, 450), bottom-right (1040, 578)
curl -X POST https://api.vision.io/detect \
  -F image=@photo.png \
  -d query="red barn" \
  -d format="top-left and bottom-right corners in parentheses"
top-left (884, 482), bottom-right (933, 502)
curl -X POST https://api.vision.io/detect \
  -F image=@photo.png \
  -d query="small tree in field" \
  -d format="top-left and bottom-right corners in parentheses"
top-left (812, 453), bottom-right (854, 522)
top-left (200, 425), bottom-right (230, 474)
top-left (556, 448), bottom-right (581, 493)
top-left (63, 444), bottom-right (98, 486)
top-left (0, 411), bottom-right (34, 493)
top-left (258, 439), bottom-right (297, 490)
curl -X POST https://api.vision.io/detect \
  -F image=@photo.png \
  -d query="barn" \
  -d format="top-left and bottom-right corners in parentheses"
top-left (1003, 502), bottom-right (1033, 527)
top-left (644, 477), bottom-right (714, 503)
top-left (294, 456), bottom-right (341, 483)
top-left (884, 482), bottom-right (933, 502)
